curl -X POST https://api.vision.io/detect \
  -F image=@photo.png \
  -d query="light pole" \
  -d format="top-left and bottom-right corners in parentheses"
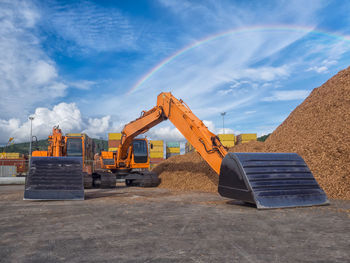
top-left (221, 112), bottom-right (226, 134)
top-left (28, 116), bottom-right (34, 167)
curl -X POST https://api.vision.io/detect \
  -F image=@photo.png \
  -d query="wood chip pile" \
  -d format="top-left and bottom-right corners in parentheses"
top-left (153, 67), bottom-right (350, 200)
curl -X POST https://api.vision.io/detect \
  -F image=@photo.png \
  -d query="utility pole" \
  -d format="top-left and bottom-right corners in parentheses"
top-left (28, 116), bottom-right (34, 168)
top-left (221, 112), bottom-right (226, 134)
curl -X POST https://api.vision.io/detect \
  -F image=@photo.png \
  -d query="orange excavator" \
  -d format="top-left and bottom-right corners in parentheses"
top-left (24, 126), bottom-right (158, 200)
top-left (103, 92), bottom-right (328, 209)
top-left (97, 137), bottom-right (159, 187)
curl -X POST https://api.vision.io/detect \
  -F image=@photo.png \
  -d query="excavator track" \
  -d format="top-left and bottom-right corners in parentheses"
top-left (24, 157), bottom-right (84, 200)
top-left (125, 171), bottom-right (160, 187)
top-left (100, 172), bottom-right (117, 188)
top-left (83, 173), bottom-right (93, 189)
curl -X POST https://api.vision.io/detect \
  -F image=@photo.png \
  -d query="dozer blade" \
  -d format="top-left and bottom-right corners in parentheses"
top-left (218, 153), bottom-right (329, 209)
top-left (24, 157), bottom-right (84, 200)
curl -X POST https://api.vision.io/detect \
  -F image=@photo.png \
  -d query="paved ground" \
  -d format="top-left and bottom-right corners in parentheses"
top-left (0, 185), bottom-right (349, 263)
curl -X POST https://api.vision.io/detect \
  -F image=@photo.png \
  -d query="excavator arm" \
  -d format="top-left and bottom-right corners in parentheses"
top-left (157, 92), bottom-right (227, 174)
top-left (118, 106), bottom-right (164, 161)
top-left (118, 92), bottom-right (328, 209)
top-left (118, 92), bottom-right (227, 174)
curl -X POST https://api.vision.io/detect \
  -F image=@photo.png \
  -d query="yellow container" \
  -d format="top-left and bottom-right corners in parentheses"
top-left (108, 147), bottom-right (118, 152)
top-left (150, 145), bottom-right (163, 152)
top-left (237, 134), bottom-right (257, 141)
top-left (150, 140), bottom-right (163, 146)
top-left (240, 140), bottom-right (255, 144)
top-left (108, 133), bottom-right (122, 140)
top-left (218, 134), bottom-right (235, 141)
top-left (222, 141), bottom-right (235, 147)
top-left (66, 133), bottom-right (82, 137)
top-left (150, 152), bottom-right (164, 158)
top-left (0, 153), bottom-right (20, 158)
top-left (166, 147), bottom-right (180, 153)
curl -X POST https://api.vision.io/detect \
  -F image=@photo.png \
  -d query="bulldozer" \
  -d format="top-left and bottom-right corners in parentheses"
top-left (24, 126), bottom-right (159, 200)
top-left (25, 92), bottom-right (329, 209)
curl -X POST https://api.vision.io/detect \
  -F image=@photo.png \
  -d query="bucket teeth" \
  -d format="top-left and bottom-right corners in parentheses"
top-left (218, 153), bottom-right (329, 209)
top-left (24, 157), bottom-right (84, 200)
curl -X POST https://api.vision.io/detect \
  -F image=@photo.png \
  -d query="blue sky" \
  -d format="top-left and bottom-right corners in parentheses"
top-left (1, 0), bottom-right (350, 144)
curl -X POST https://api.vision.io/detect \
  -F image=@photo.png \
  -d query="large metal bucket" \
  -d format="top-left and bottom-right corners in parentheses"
top-left (218, 153), bottom-right (329, 209)
top-left (24, 157), bottom-right (84, 200)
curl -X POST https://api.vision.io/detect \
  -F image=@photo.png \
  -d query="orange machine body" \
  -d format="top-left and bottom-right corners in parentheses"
top-left (115, 92), bottom-right (227, 175)
top-left (32, 127), bottom-right (94, 175)
top-left (98, 138), bottom-right (150, 171)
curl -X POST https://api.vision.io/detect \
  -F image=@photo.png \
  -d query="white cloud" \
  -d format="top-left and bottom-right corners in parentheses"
top-left (306, 65), bottom-right (328, 73)
top-left (68, 80), bottom-right (96, 90)
top-left (262, 90), bottom-right (310, 102)
top-left (232, 66), bottom-right (290, 82)
top-left (82, 116), bottom-right (111, 138)
top-left (306, 59), bottom-right (338, 74)
top-left (46, 1), bottom-right (136, 53)
top-left (143, 119), bottom-right (239, 142)
top-left (0, 1), bottom-right (99, 121)
top-left (0, 103), bottom-right (110, 144)
top-left (145, 126), bottom-right (184, 142)
top-left (30, 60), bottom-right (58, 85)
top-left (0, 1), bottom-right (68, 119)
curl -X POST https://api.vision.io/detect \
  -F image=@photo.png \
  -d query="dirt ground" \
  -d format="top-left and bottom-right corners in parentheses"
top-left (0, 185), bottom-right (349, 263)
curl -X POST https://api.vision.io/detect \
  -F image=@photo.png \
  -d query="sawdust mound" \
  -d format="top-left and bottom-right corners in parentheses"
top-left (154, 67), bottom-right (350, 199)
top-left (262, 67), bottom-right (350, 200)
top-left (153, 152), bottom-right (218, 192)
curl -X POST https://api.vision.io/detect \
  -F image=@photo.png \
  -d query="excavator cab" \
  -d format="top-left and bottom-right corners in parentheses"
top-left (132, 139), bottom-right (148, 164)
top-left (66, 137), bottom-right (83, 157)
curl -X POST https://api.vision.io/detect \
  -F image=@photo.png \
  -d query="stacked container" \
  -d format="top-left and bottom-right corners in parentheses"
top-left (236, 133), bottom-right (257, 144)
top-left (149, 140), bottom-right (164, 169)
top-left (0, 153), bottom-right (26, 176)
top-left (218, 134), bottom-right (235, 148)
top-left (108, 133), bottom-right (122, 152)
top-left (185, 142), bottom-right (195, 153)
top-left (166, 142), bottom-right (180, 159)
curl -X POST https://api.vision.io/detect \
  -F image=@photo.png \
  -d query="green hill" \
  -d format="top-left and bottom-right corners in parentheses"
top-left (257, 133), bottom-right (271, 142)
top-left (0, 138), bottom-right (108, 155)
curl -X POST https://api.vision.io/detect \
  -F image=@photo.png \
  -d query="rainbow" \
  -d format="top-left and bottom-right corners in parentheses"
top-left (127, 25), bottom-right (350, 95)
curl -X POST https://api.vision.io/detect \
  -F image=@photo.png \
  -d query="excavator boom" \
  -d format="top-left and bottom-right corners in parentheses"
top-left (119, 92), bottom-right (328, 209)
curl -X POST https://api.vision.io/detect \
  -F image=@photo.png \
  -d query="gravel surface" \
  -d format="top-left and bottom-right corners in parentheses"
top-left (1, 185), bottom-right (349, 262)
